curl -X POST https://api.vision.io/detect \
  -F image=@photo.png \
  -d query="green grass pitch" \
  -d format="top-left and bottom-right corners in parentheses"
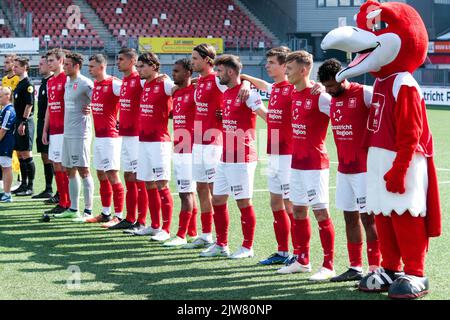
top-left (0, 106), bottom-right (449, 300)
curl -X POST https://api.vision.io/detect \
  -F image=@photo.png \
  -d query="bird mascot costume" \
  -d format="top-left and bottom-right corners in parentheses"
top-left (321, 0), bottom-right (441, 299)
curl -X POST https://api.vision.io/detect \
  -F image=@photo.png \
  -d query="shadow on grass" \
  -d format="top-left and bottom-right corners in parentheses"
top-left (0, 212), bottom-right (387, 300)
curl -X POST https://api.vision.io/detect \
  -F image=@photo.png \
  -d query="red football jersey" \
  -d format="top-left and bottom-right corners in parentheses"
top-left (291, 88), bottom-right (331, 170)
top-left (330, 82), bottom-right (372, 174)
top-left (119, 71), bottom-right (143, 137)
top-left (173, 84), bottom-right (196, 154)
top-left (194, 73), bottom-right (226, 145)
top-left (46, 72), bottom-right (66, 135)
top-left (139, 78), bottom-right (174, 142)
top-left (267, 81), bottom-right (294, 155)
top-left (91, 76), bottom-right (121, 138)
top-left (221, 84), bottom-right (264, 163)
top-left (366, 72), bottom-right (433, 156)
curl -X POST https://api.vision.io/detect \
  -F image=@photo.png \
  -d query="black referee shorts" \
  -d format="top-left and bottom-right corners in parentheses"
top-left (14, 118), bottom-right (35, 152)
top-left (36, 119), bottom-right (48, 154)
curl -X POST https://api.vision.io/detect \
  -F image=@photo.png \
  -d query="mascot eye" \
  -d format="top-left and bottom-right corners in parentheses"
top-left (373, 21), bottom-right (388, 31)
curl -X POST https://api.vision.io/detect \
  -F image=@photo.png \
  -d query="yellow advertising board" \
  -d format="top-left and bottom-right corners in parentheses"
top-left (138, 37), bottom-right (224, 54)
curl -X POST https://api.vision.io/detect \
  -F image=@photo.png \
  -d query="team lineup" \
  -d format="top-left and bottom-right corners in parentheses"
top-left (0, 1), bottom-right (440, 300)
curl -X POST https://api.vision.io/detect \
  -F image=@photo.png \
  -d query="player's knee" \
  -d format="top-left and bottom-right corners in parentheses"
top-left (344, 211), bottom-right (361, 227)
top-left (270, 193), bottom-right (284, 211)
top-left (360, 212), bottom-right (376, 228)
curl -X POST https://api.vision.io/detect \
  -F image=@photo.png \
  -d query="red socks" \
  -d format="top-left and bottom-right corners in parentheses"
top-left (367, 240), bottom-right (381, 268)
top-left (213, 204), bottom-right (229, 247)
top-left (273, 210), bottom-right (290, 252)
top-left (347, 242), bottom-right (363, 269)
top-left (112, 182), bottom-right (124, 215)
top-left (318, 218), bottom-right (335, 270)
top-left (158, 188), bottom-right (174, 233)
top-left (288, 212), bottom-right (297, 251)
top-left (125, 181), bottom-right (138, 223)
top-left (99, 179), bottom-right (112, 208)
top-left (201, 211), bottom-right (213, 234)
top-left (55, 171), bottom-right (70, 208)
top-left (293, 218), bottom-right (311, 265)
top-left (187, 207), bottom-right (198, 237)
top-left (177, 211), bottom-right (192, 239)
top-left (147, 188), bottom-right (161, 229)
top-left (136, 181), bottom-right (148, 224)
top-left (240, 206), bottom-right (256, 249)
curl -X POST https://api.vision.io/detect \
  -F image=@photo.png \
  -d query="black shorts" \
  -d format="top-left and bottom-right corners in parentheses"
top-left (14, 118), bottom-right (35, 152)
top-left (36, 119), bottom-right (48, 154)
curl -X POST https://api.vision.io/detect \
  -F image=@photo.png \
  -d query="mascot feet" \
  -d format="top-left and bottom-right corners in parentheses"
top-left (388, 275), bottom-right (429, 299)
top-left (358, 267), bottom-right (399, 293)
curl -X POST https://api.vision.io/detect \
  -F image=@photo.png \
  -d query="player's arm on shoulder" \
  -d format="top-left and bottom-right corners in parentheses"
top-left (363, 85), bottom-right (373, 108)
top-left (112, 79), bottom-right (122, 96)
top-left (164, 79), bottom-right (176, 96)
top-left (240, 74), bottom-right (271, 92)
top-left (318, 92), bottom-right (332, 116)
top-left (247, 90), bottom-right (267, 122)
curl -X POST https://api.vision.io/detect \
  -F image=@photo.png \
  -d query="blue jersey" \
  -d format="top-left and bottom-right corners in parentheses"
top-left (0, 104), bottom-right (16, 157)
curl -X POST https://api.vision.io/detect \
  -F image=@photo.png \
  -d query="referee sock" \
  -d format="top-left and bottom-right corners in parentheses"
top-left (19, 158), bottom-right (28, 187)
top-left (24, 158), bottom-right (35, 189)
top-left (82, 176), bottom-right (94, 211)
top-left (69, 175), bottom-right (81, 211)
top-left (44, 163), bottom-right (54, 192)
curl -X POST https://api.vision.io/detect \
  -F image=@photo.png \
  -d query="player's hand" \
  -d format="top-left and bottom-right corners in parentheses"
top-left (18, 123), bottom-right (25, 136)
top-left (157, 74), bottom-right (170, 82)
top-left (42, 132), bottom-right (49, 145)
top-left (238, 80), bottom-right (251, 101)
top-left (383, 164), bottom-right (408, 194)
top-left (82, 104), bottom-right (91, 115)
top-left (310, 81), bottom-right (325, 95)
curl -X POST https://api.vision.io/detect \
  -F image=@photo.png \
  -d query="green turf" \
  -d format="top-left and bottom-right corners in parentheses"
top-left (0, 107), bottom-right (449, 300)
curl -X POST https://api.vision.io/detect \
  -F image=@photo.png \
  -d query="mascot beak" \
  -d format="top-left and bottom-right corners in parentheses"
top-left (321, 26), bottom-right (378, 54)
top-left (321, 26), bottom-right (401, 82)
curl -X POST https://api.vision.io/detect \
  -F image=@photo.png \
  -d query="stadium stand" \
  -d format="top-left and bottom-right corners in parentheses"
top-left (85, 0), bottom-right (274, 49)
top-left (16, 0), bottom-right (104, 49)
top-left (0, 10), bottom-right (12, 37)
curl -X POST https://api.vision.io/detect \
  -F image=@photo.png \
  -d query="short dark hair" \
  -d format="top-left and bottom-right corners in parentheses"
top-left (214, 54), bottom-right (242, 74)
top-left (118, 48), bottom-right (137, 60)
top-left (14, 57), bottom-right (30, 71)
top-left (65, 52), bottom-right (84, 68)
top-left (138, 52), bottom-right (160, 71)
top-left (46, 48), bottom-right (66, 60)
top-left (89, 53), bottom-right (107, 65)
top-left (318, 59), bottom-right (342, 83)
top-left (193, 43), bottom-right (216, 66)
top-left (266, 46), bottom-right (291, 65)
top-left (175, 58), bottom-right (193, 74)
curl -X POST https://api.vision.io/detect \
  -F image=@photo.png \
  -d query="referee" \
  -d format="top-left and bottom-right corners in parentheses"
top-left (11, 57), bottom-right (36, 196)
top-left (32, 56), bottom-right (54, 199)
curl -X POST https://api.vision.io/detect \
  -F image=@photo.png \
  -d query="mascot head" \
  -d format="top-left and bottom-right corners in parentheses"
top-left (321, 1), bottom-right (428, 81)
